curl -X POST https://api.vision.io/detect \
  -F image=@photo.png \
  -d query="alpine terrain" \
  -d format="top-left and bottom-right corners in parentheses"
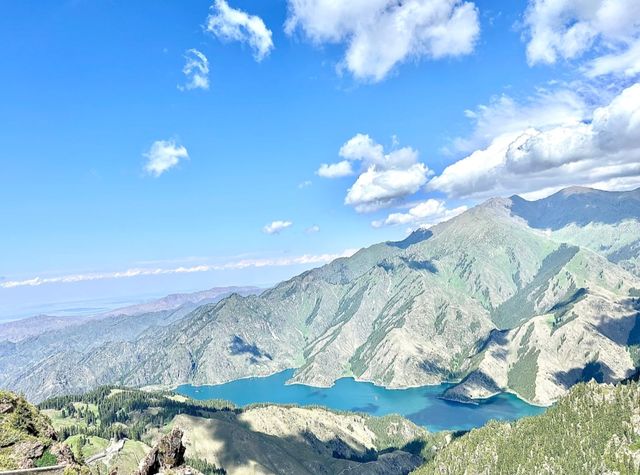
top-left (1, 187), bottom-right (639, 407)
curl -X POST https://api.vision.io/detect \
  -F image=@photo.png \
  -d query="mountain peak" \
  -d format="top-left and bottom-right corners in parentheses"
top-left (558, 185), bottom-right (599, 196)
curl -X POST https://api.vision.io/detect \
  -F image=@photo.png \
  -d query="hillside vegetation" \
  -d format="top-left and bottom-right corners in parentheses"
top-left (413, 380), bottom-right (640, 474)
top-left (39, 386), bottom-right (432, 475)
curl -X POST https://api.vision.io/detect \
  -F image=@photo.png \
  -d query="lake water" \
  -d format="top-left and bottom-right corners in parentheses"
top-left (176, 369), bottom-right (544, 432)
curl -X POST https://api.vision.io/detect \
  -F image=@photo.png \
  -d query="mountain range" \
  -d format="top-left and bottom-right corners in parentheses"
top-left (0, 286), bottom-right (261, 344)
top-left (1, 186), bottom-right (639, 405)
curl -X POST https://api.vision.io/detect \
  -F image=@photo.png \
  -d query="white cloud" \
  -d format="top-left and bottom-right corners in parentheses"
top-left (179, 49), bottom-right (210, 91)
top-left (298, 180), bottom-right (312, 188)
top-left (206, 0), bottom-right (274, 61)
top-left (586, 39), bottom-right (640, 78)
top-left (339, 133), bottom-right (419, 169)
top-left (523, 0), bottom-right (640, 77)
top-left (429, 82), bottom-right (640, 199)
top-left (263, 220), bottom-right (293, 234)
top-left (346, 164), bottom-right (430, 212)
top-left (372, 199), bottom-right (468, 228)
top-left (143, 140), bottom-right (189, 177)
top-left (317, 160), bottom-right (353, 178)
top-left (0, 250), bottom-right (358, 289)
top-left (318, 134), bottom-right (431, 212)
top-left (449, 87), bottom-right (589, 153)
top-left (305, 225), bottom-right (321, 233)
top-left (285, 0), bottom-right (480, 82)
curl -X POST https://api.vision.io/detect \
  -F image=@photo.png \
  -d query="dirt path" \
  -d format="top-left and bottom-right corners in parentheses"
top-left (85, 438), bottom-right (126, 464)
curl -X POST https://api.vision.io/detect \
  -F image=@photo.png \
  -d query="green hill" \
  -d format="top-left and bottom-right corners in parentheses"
top-left (413, 380), bottom-right (640, 475)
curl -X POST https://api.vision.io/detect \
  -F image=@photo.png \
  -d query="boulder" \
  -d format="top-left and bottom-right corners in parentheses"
top-left (134, 428), bottom-right (186, 475)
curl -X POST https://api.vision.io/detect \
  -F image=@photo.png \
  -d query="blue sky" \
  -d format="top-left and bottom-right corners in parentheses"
top-left (1, 0), bottom-right (639, 319)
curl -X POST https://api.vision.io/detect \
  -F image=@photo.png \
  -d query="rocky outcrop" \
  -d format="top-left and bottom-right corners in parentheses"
top-left (0, 391), bottom-right (86, 472)
top-left (134, 428), bottom-right (199, 475)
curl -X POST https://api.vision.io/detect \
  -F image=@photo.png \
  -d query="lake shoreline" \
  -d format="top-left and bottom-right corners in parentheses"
top-left (175, 369), bottom-right (545, 432)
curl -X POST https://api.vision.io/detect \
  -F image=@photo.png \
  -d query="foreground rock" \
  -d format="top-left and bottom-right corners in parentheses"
top-left (0, 390), bottom-right (88, 473)
top-left (134, 428), bottom-right (201, 475)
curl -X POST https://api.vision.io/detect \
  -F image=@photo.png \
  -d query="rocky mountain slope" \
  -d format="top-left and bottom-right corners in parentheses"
top-left (1, 187), bottom-right (638, 406)
top-left (97, 286), bottom-right (261, 318)
top-left (0, 390), bottom-right (87, 473)
top-left (413, 379), bottom-right (640, 474)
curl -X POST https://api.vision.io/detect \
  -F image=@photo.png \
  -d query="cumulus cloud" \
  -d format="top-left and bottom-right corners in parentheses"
top-left (523, 0), bottom-right (640, 78)
top-left (305, 225), bottom-right (320, 233)
top-left (372, 199), bottom-right (468, 228)
top-left (449, 87), bottom-right (589, 153)
top-left (346, 164), bottom-right (430, 212)
top-left (206, 0), bottom-right (274, 61)
top-left (318, 134), bottom-right (431, 212)
top-left (143, 140), bottom-right (189, 177)
top-left (285, 0), bottom-right (480, 82)
top-left (263, 220), bottom-right (293, 234)
top-left (0, 250), bottom-right (358, 289)
top-left (317, 160), bottom-right (353, 178)
top-left (179, 49), bottom-right (210, 91)
top-left (586, 40), bottom-right (640, 78)
top-left (429, 83), bottom-right (640, 199)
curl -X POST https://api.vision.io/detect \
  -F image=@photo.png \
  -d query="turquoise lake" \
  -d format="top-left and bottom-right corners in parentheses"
top-left (176, 370), bottom-right (544, 432)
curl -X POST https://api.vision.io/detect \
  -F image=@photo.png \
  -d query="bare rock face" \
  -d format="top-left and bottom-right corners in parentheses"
top-left (51, 442), bottom-right (78, 466)
top-left (135, 428), bottom-right (187, 475)
top-left (14, 440), bottom-right (45, 463)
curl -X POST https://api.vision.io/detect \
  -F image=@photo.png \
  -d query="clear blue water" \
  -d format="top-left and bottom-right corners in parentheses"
top-left (176, 369), bottom-right (545, 432)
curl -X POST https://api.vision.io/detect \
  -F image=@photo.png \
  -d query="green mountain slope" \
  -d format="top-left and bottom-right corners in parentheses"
top-left (413, 380), bottom-right (640, 475)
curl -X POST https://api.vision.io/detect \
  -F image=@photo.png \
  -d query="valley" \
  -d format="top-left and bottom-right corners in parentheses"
top-left (1, 187), bottom-right (639, 473)
top-left (175, 369), bottom-right (544, 432)
top-left (5, 2), bottom-right (640, 471)
top-left (1, 187), bottom-right (639, 408)
top-left (2, 379), bottom-right (638, 474)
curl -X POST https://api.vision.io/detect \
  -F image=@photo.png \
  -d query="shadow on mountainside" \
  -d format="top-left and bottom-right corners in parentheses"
top-left (592, 299), bottom-right (640, 346)
top-left (552, 361), bottom-right (617, 388)
top-left (388, 230), bottom-right (433, 250)
top-left (473, 329), bottom-right (510, 358)
top-left (175, 410), bottom-right (422, 475)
